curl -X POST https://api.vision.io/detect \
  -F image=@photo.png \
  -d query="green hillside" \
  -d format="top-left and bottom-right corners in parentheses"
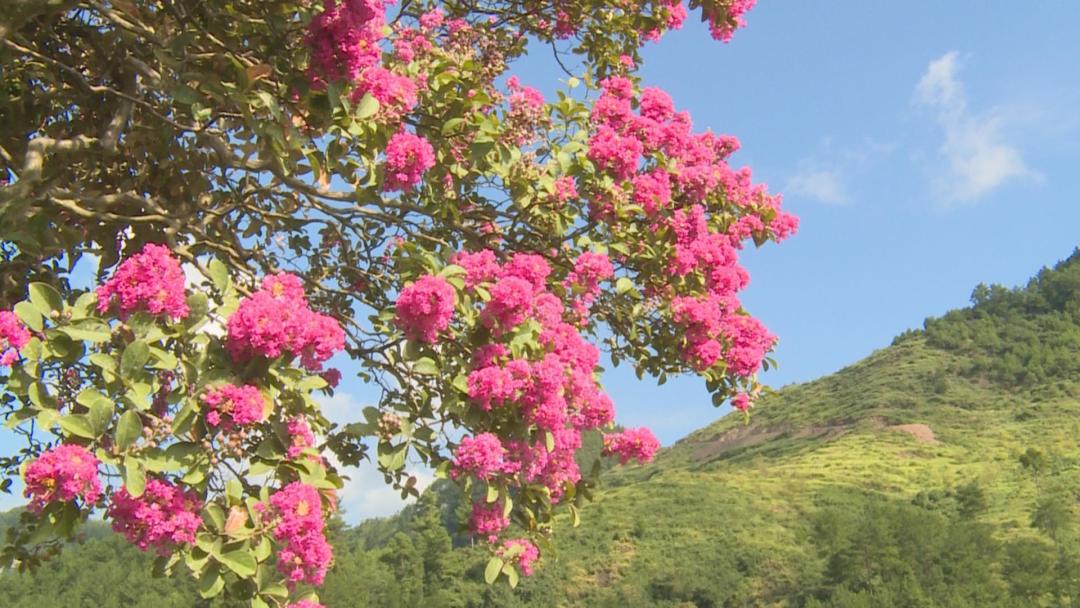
top-left (4, 249), bottom-right (1080, 607)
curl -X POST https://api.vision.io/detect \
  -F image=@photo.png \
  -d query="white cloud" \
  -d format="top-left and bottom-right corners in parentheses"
top-left (786, 168), bottom-right (848, 205)
top-left (785, 138), bottom-right (894, 205)
top-left (915, 52), bottom-right (1038, 203)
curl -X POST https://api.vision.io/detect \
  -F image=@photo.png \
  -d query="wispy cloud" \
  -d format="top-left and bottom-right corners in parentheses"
top-left (915, 51), bottom-right (1038, 203)
top-left (786, 168), bottom-right (849, 205)
top-left (785, 138), bottom-right (894, 205)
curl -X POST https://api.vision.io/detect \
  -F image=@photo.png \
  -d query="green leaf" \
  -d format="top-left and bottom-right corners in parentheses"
top-left (172, 85), bottom-right (199, 105)
top-left (198, 565), bottom-right (225, 599)
top-left (123, 461), bottom-right (146, 497)
top-left (148, 346), bottom-right (178, 370)
top-left (376, 442), bottom-right (407, 471)
top-left (355, 92), bottom-right (380, 119)
top-left (219, 550), bottom-right (258, 578)
top-left (297, 375), bottom-right (328, 391)
top-left (115, 410), bottom-right (143, 450)
top-left (504, 562), bottom-right (520, 588)
top-left (14, 301), bottom-right (43, 332)
top-left (185, 292), bottom-right (210, 326)
top-left (253, 536), bottom-right (273, 562)
top-left (89, 353), bottom-right (117, 372)
top-left (615, 277), bottom-right (635, 295)
top-left (59, 415), bottom-right (95, 439)
top-left (412, 357), bottom-right (439, 375)
top-left (28, 282), bottom-right (63, 316)
top-left (121, 340), bottom-right (151, 375)
top-left (88, 399), bottom-right (115, 436)
top-left (28, 382), bottom-right (56, 408)
top-left (60, 319), bottom-right (112, 342)
top-left (484, 557), bottom-right (504, 584)
top-left (208, 259), bottom-right (230, 291)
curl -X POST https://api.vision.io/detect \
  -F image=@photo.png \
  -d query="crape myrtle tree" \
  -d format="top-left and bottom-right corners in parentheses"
top-left (0, 0), bottom-right (796, 605)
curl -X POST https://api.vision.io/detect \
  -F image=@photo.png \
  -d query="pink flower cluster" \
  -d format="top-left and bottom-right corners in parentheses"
top-left (564, 251), bottom-right (614, 319)
top-left (202, 383), bottom-right (266, 429)
top-left (394, 274), bottom-right (456, 343)
top-left (731, 392), bottom-right (752, 412)
top-left (382, 131), bottom-right (436, 192)
top-left (671, 294), bottom-right (774, 374)
top-left (226, 273), bottom-right (345, 371)
top-left (287, 601), bottom-right (326, 608)
top-left (286, 416), bottom-right (317, 460)
top-left (266, 482), bottom-right (333, 588)
top-left (552, 176), bottom-right (578, 205)
top-left (96, 243), bottom-right (189, 319)
top-left (445, 250), bottom-right (624, 541)
top-left (581, 77), bottom-right (796, 375)
top-left (23, 444), bottom-right (102, 513)
top-left (451, 433), bottom-right (519, 481)
top-left (0, 310), bottom-right (30, 367)
top-left (504, 75), bottom-right (547, 145)
top-left (470, 500), bottom-right (510, 542)
top-left (708, 0), bottom-right (756, 42)
top-left (602, 428), bottom-right (660, 465)
top-left (108, 478), bottom-right (202, 554)
top-left (499, 538), bottom-right (540, 576)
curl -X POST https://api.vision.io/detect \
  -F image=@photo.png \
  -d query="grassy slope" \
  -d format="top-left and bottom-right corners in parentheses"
top-left (531, 333), bottom-right (1080, 606)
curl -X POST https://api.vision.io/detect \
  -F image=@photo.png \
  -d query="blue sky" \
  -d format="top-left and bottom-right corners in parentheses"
top-left (4, 2), bottom-right (1080, 521)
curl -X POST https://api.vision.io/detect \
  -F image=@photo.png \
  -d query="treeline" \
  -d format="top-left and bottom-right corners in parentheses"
top-left (896, 248), bottom-right (1080, 388)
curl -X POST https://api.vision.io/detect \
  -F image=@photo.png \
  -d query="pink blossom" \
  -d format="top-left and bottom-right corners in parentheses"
top-left (419, 8), bottom-right (444, 30)
top-left (265, 482), bottom-right (333, 588)
top-left (287, 417), bottom-right (317, 460)
top-left (108, 478), bottom-right (202, 553)
top-left (467, 361), bottom-right (526, 410)
top-left (23, 444), bottom-right (102, 512)
top-left (305, 0), bottom-right (385, 84)
top-left (639, 87), bottom-right (675, 122)
top-left (268, 482), bottom-right (325, 540)
top-left (453, 250), bottom-right (501, 287)
top-left (564, 251), bottom-right (613, 319)
top-left (96, 243), bottom-right (189, 319)
top-left (382, 131), bottom-right (435, 192)
top-left (709, 0), bottom-right (756, 42)
top-left (0, 310), bottom-right (30, 367)
top-left (603, 427), bottom-right (660, 464)
top-left (321, 368), bottom-right (342, 388)
top-left (588, 125), bottom-right (642, 181)
top-left (395, 275), bottom-right (456, 343)
top-left (506, 427), bottom-right (581, 502)
top-left (499, 538), bottom-right (540, 576)
top-left (469, 500), bottom-right (509, 542)
top-left (353, 66), bottom-right (418, 118)
top-left (480, 276), bottom-right (533, 333)
top-left (277, 529), bottom-right (333, 587)
top-left (501, 253), bottom-right (551, 293)
top-left (287, 601), bottom-right (326, 608)
top-left (202, 384), bottom-right (266, 429)
top-left (731, 393), bottom-right (752, 412)
top-left (552, 176), bottom-right (578, 204)
top-left (451, 433), bottom-right (519, 480)
top-left (262, 272), bottom-right (307, 301)
top-left (226, 274), bottom-right (344, 370)
top-left (631, 169), bottom-right (672, 215)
